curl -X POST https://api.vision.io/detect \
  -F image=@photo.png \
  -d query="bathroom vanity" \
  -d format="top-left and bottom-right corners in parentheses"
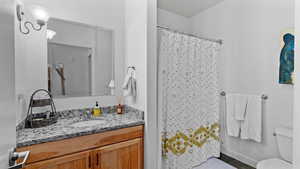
top-left (16, 107), bottom-right (144, 169)
top-left (11, 0), bottom-right (147, 168)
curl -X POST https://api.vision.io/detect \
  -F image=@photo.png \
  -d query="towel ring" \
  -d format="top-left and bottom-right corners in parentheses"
top-left (127, 66), bottom-right (136, 76)
top-left (127, 66), bottom-right (136, 72)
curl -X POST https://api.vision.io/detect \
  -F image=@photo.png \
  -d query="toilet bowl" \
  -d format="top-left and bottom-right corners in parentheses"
top-left (257, 159), bottom-right (292, 169)
top-left (257, 127), bottom-right (293, 169)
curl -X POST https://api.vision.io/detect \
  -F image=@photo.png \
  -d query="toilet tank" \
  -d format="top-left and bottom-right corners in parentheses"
top-left (275, 127), bottom-right (293, 163)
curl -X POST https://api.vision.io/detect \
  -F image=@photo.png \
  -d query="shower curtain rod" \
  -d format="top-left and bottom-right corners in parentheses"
top-left (157, 25), bottom-right (223, 44)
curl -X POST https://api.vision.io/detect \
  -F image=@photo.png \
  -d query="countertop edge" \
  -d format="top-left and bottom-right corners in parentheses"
top-left (17, 121), bottom-right (145, 148)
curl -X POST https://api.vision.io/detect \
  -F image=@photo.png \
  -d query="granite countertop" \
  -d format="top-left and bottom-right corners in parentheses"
top-left (17, 106), bottom-right (144, 148)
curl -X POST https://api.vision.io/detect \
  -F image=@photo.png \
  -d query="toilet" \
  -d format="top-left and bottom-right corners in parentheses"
top-left (257, 127), bottom-right (293, 169)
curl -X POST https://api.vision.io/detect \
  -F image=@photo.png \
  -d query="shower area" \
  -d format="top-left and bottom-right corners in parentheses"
top-left (157, 0), bottom-right (294, 169)
top-left (158, 27), bottom-right (222, 169)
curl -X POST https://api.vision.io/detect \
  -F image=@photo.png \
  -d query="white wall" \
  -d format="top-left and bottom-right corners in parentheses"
top-left (15, 1), bottom-right (48, 123)
top-left (48, 19), bottom-right (96, 48)
top-left (294, 0), bottom-right (300, 168)
top-left (124, 1), bottom-right (152, 169)
top-left (124, 0), bottom-right (147, 111)
top-left (0, 0), bottom-right (16, 168)
top-left (191, 0), bottom-right (294, 166)
top-left (147, 0), bottom-right (158, 169)
top-left (95, 29), bottom-right (113, 96)
top-left (19, 0), bottom-right (125, 111)
top-left (157, 8), bottom-right (192, 34)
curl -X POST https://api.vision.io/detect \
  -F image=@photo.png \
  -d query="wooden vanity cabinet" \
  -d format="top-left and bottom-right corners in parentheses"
top-left (24, 151), bottom-right (92, 169)
top-left (93, 138), bottom-right (142, 169)
top-left (19, 126), bottom-right (144, 169)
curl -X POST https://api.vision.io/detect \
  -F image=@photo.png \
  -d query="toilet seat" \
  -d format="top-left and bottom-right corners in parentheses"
top-left (257, 158), bottom-right (292, 169)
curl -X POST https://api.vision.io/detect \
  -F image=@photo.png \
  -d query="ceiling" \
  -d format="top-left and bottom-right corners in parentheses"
top-left (158, 0), bottom-right (224, 17)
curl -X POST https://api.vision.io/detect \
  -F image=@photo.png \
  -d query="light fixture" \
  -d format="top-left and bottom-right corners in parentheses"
top-left (16, 4), bottom-right (50, 35)
top-left (47, 29), bottom-right (56, 40)
top-left (108, 80), bottom-right (115, 95)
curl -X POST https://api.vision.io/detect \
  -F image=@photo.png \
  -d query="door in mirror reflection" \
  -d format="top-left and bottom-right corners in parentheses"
top-left (48, 43), bottom-right (92, 97)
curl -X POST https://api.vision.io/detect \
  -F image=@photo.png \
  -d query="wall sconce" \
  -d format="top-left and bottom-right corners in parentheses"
top-left (16, 4), bottom-right (50, 35)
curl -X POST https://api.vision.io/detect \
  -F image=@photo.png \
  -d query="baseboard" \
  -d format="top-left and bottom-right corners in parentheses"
top-left (221, 147), bottom-right (258, 168)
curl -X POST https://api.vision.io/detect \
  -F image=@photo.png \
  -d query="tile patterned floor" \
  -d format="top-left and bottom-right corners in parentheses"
top-left (220, 154), bottom-right (256, 169)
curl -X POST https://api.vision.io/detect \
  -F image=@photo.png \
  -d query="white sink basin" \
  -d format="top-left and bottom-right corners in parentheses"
top-left (70, 120), bottom-right (107, 128)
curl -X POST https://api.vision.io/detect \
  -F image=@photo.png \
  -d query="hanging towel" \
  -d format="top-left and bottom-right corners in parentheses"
top-left (131, 77), bottom-right (137, 97)
top-left (241, 95), bottom-right (262, 142)
top-left (122, 73), bottom-right (131, 89)
top-left (122, 75), bottom-right (137, 97)
top-left (234, 94), bottom-right (248, 121)
top-left (226, 94), bottom-right (240, 137)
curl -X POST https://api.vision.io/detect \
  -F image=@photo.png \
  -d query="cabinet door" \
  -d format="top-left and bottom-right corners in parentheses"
top-left (25, 151), bottom-right (92, 169)
top-left (93, 138), bottom-right (143, 169)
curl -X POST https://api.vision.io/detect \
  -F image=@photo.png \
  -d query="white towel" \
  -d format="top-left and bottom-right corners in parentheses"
top-left (241, 95), bottom-right (262, 142)
top-left (234, 94), bottom-right (248, 121)
top-left (131, 77), bottom-right (137, 97)
top-left (123, 76), bottom-right (137, 97)
top-left (226, 94), bottom-right (240, 137)
top-left (122, 73), bottom-right (131, 89)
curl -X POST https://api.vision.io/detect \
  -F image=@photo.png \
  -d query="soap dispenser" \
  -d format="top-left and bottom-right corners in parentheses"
top-left (93, 101), bottom-right (102, 117)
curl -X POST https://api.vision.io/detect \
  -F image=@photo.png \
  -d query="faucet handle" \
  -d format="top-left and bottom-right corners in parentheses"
top-left (86, 111), bottom-right (92, 118)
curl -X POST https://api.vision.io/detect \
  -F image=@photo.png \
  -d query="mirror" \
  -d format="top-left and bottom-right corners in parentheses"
top-left (47, 19), bottom-right (114, 98)
top-left (14, 2), bottom-right (120, 101)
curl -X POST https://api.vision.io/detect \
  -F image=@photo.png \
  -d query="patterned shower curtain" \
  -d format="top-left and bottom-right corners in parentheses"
top-left (158, 29), bottom-right (221, 169)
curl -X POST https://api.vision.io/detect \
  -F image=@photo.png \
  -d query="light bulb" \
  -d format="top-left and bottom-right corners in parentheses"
top-left (108, 80), bottom-right (115, 88)
top-left (31, 6), bottom-right (49, 25)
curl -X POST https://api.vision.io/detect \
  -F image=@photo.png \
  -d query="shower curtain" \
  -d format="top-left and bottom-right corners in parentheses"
top-left (158, 29), bottom-right (221, 169)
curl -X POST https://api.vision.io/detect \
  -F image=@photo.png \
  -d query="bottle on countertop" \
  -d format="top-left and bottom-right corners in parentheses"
top-left (116, 96), bottom-right (124, 114)
top-left (92, 101), bottom-right (102, 116)
top-left (117, 104), bottom-right (123, 114)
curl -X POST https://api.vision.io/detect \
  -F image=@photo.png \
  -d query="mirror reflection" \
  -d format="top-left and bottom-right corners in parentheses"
top-left (47, 19), bottom-right (114, 98)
